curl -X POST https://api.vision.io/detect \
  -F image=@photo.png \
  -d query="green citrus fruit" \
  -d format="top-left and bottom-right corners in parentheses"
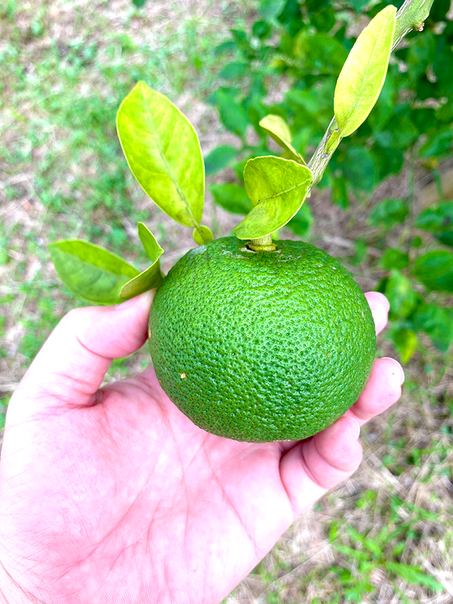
top-left (149, 236), bottom-right (375, 442)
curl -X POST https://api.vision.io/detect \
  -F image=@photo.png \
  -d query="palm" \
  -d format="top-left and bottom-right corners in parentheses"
top-left (0, 293), bottom-right (402, 604)
top-left (1, 369), bottom-right (293, 604)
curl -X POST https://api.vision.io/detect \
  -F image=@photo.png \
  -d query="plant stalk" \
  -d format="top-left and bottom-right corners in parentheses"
top-left (307, 0), bottom-right (436, 189)
top-left (247, 234), bottom-right (277, 251)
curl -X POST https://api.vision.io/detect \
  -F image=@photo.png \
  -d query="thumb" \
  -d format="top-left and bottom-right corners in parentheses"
top-left (10, 291), bottom-right (154, 420)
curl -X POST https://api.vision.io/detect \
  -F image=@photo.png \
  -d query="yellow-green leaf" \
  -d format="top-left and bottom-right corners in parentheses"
top-left (193, 225), bottom-right (214, 245)
top-left (117, 81), bottom-right (205, 227)
top-left (119, 262), bottom-right (163, 300)
top-left (259, 114), bottom-right (305, 164)
top-left (324, 129), bottom-right (341, 155)
top-left (49, 240), bottom-right (139, 305)
top-left (119, 223), bottom-right (164, 299)
top-left (233, 156), bottom-right (313, 240)
top-left (391, 328), bottom-right (417, 364)
top-left (137, 222), bottom-right (163, 262)
top-left (334, 5), bottom-right (396, 138)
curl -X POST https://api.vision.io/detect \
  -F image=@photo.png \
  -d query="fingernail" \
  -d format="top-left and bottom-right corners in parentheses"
top-left (382, 357), bottom-right (405, 385)
top-left (114, 290), bottom-right (154, 310)
top-left (375, 292), bottom-right (390, 312)
top-left (351, 418), bottom-right (361, 440)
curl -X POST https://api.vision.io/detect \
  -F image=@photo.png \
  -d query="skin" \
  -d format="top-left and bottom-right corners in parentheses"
top-left (0, 291), bottom-right (403, 604)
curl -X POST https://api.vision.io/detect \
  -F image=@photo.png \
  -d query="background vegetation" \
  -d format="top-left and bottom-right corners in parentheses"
top-left (0, 0), bottom-right (452, 602)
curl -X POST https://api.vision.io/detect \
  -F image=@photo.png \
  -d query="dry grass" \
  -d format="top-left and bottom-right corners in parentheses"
top-left (0, 1), bottom-right (452, 602)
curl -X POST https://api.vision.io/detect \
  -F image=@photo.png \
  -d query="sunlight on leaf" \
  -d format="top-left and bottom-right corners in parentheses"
top-left (117, 81), bottom-right (205, 227)
top-left (137, 222), bottom-right (163, 262)
top-left (259, 115), bottom-right (305, 163)
top-left (233, 156), bottom-right (312, 239)
top-left (334, 5), bottom-right (396, 137)
top-left (49, 240), bottom-right (139, 305)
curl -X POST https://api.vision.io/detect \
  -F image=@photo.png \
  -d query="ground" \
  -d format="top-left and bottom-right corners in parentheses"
top-left (0, 1), bottom-right (452, 602)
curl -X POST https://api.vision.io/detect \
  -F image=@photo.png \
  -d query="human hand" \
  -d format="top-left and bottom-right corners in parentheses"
top-left (0, 291), bottom-right (403, 604)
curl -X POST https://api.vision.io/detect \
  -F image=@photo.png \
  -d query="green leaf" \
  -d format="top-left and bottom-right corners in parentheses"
top-left (415, 201), bottom-right (453, 247)
top-left (416, 201), bottom-right (453, 233)
top-left (324, 129), bottom-right (340, 155)
top-left (374, 146), bottom-right (405, 182)
top-left (352, 238), bottom-right (368, 265)
top-left (137, 222), bottom-right (163, 262)
top-left (119, 224), bottom-right (164, 300)
top-left (259, 0), bottom-right (286, 21)
top-left (332, 177), bottom-right (349, 209)
top-left (119, 263), bottom-right (163, 300)
top-left (311, 5), bottom-right (336, 32)
top-left (294, 33), bottom-right (348, 75)
top-left (193, 225), bottom-right (213, 245)
top-left (385, 562), bottom-right (444, 591)
top-left (292, 127), bottom-right (311, 158)
top-left (287, 203), bottom-right (313, 236)
top-left (219, 61), bottom-right (249, 80)
top-left (230, 28), bottom-right (249, 53)
top-left (348, 0), bottom-right (370, 12)
top-left (216, 90), bottom-right (249, 137)
top-left (374, 115), bottom-right (418, 150)
top-left (380, 248), bottom-right (409, 270)
top-left (252, 20), bottom-right (271, 40)
top-left (413, 250), bottom-right (453, 292)
top-left (343, 147), bottom-right (376, 192)
top-left (117, 82), bottom-right (204, 227)
top-left (413, 303), bottom-right (453, 352)
top-left (204, 145), bottom-right (238, 176)
top-left (368, 198), bottom-right (408, 229)
top-left (213, 40), bottom-right (236, 55)
top-left (334, 5), bottom-right (396, 137)
top-left (437, 231), bottom-right (453, 247)
top-left (233, 156), bottom-right (313, 239)
top-left (384, 270), bottom-right (419, 320)
top-left (410, 236), bottom-right (424, 249)
top-left (285, 89), bottom-right (319, 116)
top-left (390, 328), bottom-right (417, 364)
top-left (259, 115), bottom-right (304, 163)
top-left (406, 32), bottom-right (436, 83)
top-left (209, 183), bottom-right (252, 214)
top-left (419, 127), bottom-right (453, 158)
top-left (49, 240), bottom-right (139, 305)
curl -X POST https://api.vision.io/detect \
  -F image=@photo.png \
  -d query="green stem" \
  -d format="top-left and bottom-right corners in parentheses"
top-left (307, 0), bottom-right (436, 189)
top-left (393, 0), bottom-right (436, 47)
top-left (248, 234), bottom-right (277, 251)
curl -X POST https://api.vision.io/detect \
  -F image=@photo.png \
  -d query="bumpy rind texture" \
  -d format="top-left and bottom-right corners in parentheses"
top-left (149, 237), bottom-right (376, 442)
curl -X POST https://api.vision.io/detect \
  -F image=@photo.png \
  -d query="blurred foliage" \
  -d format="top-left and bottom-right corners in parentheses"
top-left (0, 0), bottom-right (246, 375)
top-left (205, 0), bottom-right (453, 363)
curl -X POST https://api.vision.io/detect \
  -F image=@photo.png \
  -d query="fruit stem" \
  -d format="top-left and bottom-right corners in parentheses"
top-left (248, 235), bottom-right (277, 251)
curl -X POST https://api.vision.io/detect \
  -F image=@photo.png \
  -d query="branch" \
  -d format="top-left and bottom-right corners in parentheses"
top-left (307, 0), bottom-right (436, 188)
top-left (393, 0), bottom-right (436, 47)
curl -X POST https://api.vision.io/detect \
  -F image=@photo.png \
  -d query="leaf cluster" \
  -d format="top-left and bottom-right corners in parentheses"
top-left (205, 0), bottom-right (453, 361)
